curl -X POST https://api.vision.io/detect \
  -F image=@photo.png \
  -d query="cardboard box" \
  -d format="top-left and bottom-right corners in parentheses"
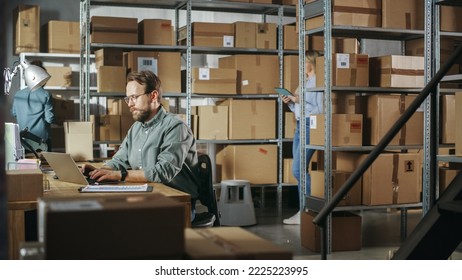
top-left (439, 168), bottom-right (459, 194)
top-left (185, 227), bottom-right (292, 259)
top-left (124, 51), bottom-right (181, 93)
top-left (90, 16), bottom-right (138, 44)
top-left (305, 0), bottom-right (381, 29)
top-left (366, 95), bottom-right (423, 146)
top-left (138, 19), bottom-right (173, 45)
top-left (284, 112), bottom-right (296, 138)
top-left (219, 55), bottom-right (279, 94)
top-left (14, 5), bottom-right (40, 54)
top-left (64, 121), bottom-right (93, 161)
top-left (107, 98), bottom-right (131, 117)
top-left (217, 99), bottom-right (276, 140)
top-left (39, 193), bottom-right (185, 259)
top-left (185, 68), bottom-right (237, 95)
top-left (6, 169), bottom-right (43, 202)
top-left (92, 115), bottom-right (121, 141)
top-left (256, 23), bottom-right (276, 49)
top-left (456, 93), bottom-right (462, 156)
top-left (416, 4), bottom-right (462, 32)
top-left (47, 20), bottom-right (80, 53)
top-left (216, 144), bottom-right (277, 184)
top-left (382, 0), bottom-right (422, 30)
top-left (193, 106), bottom-right (228, 140)
top-left (95, 48), bottom-right (124, 68)
top-left (361, 153), bottom-right (422, 205)
top-left (310, 114), bottom-right (363, 146)
top-left (283, 158), bottom-right (297, 184)
top-left (332, 92), bottom-right (365, 114)
top-left (178, 22), bottom-right (234, 47)
top-left (316, 54), bottom-right (369, 87)
top-left (369, 55), bottom-right (424, 88)
top-left (45, 67), bottom-right (72, 88)
top-left (311, 170), bottom-right (362, 206)
top-left (441, 94), bottom-right (455, 144)
top-left (283, 55), bottom-right (299, 93)
top-left (234, 22), bottom-right (256, 48)
top-left (97, 66), bottom-right (127, 93)
top-left (301, 210), bottom-right (362, 252)
top-left (52, 98), bottom-right (76, 125)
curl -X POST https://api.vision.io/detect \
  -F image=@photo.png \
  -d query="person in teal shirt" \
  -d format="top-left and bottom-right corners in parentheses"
top-left (82, 70), bottom-right (200, 200)
top-left (11, 60), bottom-right (54, 152)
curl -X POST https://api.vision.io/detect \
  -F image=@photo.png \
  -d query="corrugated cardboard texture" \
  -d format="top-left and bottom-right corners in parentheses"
top-left (6, 169), bottom-right (43, 202)
top-left (310, 114), bottom-right (363, 146)
top-left (139, 19), bottom-right (173, 45)
top-left (47, 21), bottom-right (80, 53)
top-left (185, 227), bottom-right (292, 259)
top-left (41, 193), bottom-right (185, 259)
top-left (301, 210), bottom-right (362, 252)
top-left (45, 67), bottom-right (72, 87)
top-left (97, 66), bottom-right (127, 93)
top-left (14, 5), bottom-right (40, 54)
top-left (90, 16), bottom-right (138, 44)
top-left (64, 121), bottom-right (93, 161)
top-left (186, 68), bottom-right (237, 94)
top-left (311, 170), bottom-right (362, 206)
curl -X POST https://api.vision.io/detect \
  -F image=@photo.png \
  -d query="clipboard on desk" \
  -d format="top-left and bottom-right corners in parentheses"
top-left (79, 184), bottom-right (154, 193)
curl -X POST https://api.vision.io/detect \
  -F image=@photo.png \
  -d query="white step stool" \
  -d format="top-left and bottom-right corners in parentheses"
top-left (218, 179), bottom-right (256, 226)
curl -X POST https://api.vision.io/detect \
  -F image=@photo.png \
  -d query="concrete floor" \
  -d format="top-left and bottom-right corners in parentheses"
top-left (232, 187), bottom-right (462, 260)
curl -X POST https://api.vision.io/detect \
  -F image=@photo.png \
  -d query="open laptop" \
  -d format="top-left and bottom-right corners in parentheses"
top-left (41, 152), bottom-right (117, 185)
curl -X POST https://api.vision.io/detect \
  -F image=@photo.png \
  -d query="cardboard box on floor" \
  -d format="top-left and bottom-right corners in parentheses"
top-left (185, 227), bottom-right (293, 259)
top-left (14, 5), bottom-right (40, 54)
top-left (365, 94), bottom-right (423, 146)
top-left (216, 144), bottom-right (277, 184)
top-left (6, 169), bottom-right (43, 202)
top-left (311, 170), bottom-right (362, 206)
top-left (360, 153), bottom-right (422, 205)
top-left (64, 121), bottom-right (93, 161)
top-left (301, 210), bottom-right (362, 252)
top-left (40, 193), bottom-right (185, 260)
top-left (310, 114), bottom-right (363, 146)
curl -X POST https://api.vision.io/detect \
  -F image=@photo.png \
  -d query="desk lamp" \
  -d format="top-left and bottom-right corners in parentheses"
top-left (3, 58), bottom-right (51, 95)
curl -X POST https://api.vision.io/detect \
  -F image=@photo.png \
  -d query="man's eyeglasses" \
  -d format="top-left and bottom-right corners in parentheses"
top-left (124, 92), bottom-right (149, 104)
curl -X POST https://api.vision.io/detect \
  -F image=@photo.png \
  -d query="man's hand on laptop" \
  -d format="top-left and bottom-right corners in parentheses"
top-left (83, 166), bottom-right (122, 182)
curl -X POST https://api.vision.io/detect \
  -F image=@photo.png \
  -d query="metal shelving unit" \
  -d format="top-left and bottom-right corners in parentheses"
top-left (80, 0), bottom-right (298, 214)
top-left (299, 0), bottom-right (447, 255)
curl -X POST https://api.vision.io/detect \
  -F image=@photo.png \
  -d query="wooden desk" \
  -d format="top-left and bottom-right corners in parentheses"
top-left (8, 173), bottom-right (191, 260)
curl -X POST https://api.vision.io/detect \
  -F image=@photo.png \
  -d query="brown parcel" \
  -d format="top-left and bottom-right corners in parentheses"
top-left (6, 169), bottom-right (43, 202)
top-left (301, 210), bottom-right (362, 252)
top-left (185, 227), bottom-right (292, 259)
top-left (41, 193), bottom-right (185, 259)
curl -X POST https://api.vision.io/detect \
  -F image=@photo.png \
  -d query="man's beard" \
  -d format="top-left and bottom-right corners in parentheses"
top-left (132, 107), bottom-right (151, 122)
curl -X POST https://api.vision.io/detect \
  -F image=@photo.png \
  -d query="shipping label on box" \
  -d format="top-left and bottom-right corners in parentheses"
top-left (14, 5), bottom-right (40, 54)
top-left (64, 121), bottom-right (93, 161)
top-left (187, 68), bottom-right (237, 95)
